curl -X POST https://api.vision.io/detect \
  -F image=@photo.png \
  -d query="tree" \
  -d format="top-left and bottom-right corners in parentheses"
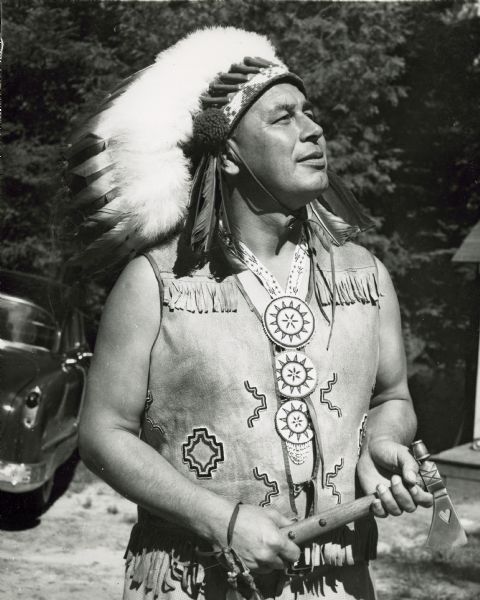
top-left (3, 0), bottom-right (479, 450)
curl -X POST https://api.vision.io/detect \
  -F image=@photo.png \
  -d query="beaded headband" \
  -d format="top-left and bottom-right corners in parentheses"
top-left (190, 58), bottom-right (305, 158)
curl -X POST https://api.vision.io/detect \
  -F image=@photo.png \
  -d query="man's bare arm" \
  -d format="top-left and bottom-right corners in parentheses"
top-left (78, 256), bottom-right (299, 571)
top-left (356, 258), bottom-right (433, 516)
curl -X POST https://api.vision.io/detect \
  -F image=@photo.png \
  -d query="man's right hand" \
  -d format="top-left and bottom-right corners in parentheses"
top-left (229, 504), bottom-right (300, 573)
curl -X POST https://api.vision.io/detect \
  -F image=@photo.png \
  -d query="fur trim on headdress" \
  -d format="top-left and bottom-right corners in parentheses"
top-left (66, 27), bottom-right (282, 274)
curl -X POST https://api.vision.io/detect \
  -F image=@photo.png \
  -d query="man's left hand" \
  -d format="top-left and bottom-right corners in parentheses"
top-left (357, 438), bottom-right (433, 518)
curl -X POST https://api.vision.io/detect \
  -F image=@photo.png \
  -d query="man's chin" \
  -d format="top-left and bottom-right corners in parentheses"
top-left (308, 171), bottom-right (329, 196)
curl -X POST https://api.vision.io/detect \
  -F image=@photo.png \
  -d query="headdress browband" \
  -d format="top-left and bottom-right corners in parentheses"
top-left (202, 57), bottom-right (305, 128)
top-left (190, 57), bottom-right (305, 157)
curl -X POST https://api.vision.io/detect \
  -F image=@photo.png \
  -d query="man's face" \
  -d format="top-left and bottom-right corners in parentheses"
top-left (231, 83), bottom-right (328, 210)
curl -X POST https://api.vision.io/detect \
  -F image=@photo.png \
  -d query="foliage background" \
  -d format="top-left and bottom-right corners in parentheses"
top-left (2, 0), bottom-right (480, 451)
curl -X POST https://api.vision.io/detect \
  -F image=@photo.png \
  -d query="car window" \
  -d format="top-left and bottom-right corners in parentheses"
top-left (0, 293), bottom-right (59, 351)
top-left (60, 311), bottom-right (86, 353)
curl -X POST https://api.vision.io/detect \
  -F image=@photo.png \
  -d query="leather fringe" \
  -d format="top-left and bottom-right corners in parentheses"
top-left (124, 527), bottom-right (206, 599)
top-left (300, 518), bottom-right (378, 570)
top-left (315, 267), bottom-right (379, 307)
top-left (163, 279), bottom-right (238, 313)
top-left (124, 518), bottom-right (377, 600)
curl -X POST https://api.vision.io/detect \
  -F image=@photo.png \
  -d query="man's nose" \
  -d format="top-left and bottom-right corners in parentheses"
top-left (299, 115), bottom-right (323, 143)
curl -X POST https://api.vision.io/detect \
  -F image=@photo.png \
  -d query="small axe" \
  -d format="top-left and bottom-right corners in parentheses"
top-left (281, 440), bottom-right (467, 550)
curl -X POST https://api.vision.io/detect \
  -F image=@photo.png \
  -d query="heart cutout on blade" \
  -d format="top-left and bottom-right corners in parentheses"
top-left (439, 509), bottom-right (451, 524)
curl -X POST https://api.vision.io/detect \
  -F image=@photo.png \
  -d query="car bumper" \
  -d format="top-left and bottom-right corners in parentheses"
top-left (0, 460), bottom-right (48, 493)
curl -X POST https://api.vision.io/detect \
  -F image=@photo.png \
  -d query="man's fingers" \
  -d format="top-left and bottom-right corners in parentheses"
top-left (278, 539), bottom-right (301, 566)
top-left (390, 475), bottom-right (416, 512)
top-left (410, 485), bottom-right (433, 507)
top-left (371, 498), bottom-right (387, 518)
top-left (396, 446), bottom-right (419, 486)
top-left (376, 483), bottom-right (402, 516)
top-left (266, 508), bottom-right (295, 529)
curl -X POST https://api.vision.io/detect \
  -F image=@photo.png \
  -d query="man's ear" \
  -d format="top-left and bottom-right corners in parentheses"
top-left (220, 141), bottom-right (240, 176)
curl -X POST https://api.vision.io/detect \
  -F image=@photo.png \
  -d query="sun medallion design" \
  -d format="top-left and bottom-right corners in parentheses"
top-left (263, 296), bottom-right (315, 348)
top-left (275, 351), bottom-right (317, 399)
top-left (275, 400), bottom-right (314, 444)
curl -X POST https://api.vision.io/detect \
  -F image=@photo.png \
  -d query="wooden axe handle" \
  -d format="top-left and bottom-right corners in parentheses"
top-left (281, 441), bottom-right (431, 546)
top-left (281, 494), bottom-right (376, 545)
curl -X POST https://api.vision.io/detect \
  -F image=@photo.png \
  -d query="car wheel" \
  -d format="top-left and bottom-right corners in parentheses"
top-left (21, 476), bottom-right (55, 517)
top-left (0, 476), bottom-right (55, 524)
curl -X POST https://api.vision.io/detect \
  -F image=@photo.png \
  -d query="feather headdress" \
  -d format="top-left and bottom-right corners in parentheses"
top-left (66, 27), bottom-right (286, 274)
top-left (65, 26), bottom-right (372, 277)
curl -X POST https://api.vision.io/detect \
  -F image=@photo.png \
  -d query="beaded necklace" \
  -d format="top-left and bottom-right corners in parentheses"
top-left (229, 234), bottom-right (318, 465)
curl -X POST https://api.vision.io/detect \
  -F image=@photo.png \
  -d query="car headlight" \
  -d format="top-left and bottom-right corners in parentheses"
top-left (0, 461), bottom-right (46, 486)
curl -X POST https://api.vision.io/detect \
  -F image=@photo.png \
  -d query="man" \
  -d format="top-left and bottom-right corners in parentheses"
top-left (72, 27), bottom-right (432, 599)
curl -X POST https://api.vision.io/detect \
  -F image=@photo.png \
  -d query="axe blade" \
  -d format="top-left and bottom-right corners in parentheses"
top-left (426, 493), bottom-right (468, 549)
top-left (412, 440), bottom-right (468, 550)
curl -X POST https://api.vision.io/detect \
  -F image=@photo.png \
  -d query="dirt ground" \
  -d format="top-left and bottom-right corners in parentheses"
top-left (1, 461), bottom-right (479, 600)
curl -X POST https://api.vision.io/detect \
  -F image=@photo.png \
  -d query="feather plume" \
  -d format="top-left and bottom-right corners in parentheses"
top-left (66, 133), bottom-right (106, 168)
top-left (68, 219), bottom-right (147, 276)
top-left (308, 200), bottom-right (358, 250)
top-left (70, 174), bottom-right (118, 208)
top-left (189, 155), bottom-right (208, 214)
top-left (322, 171), bottom-right (373, 232)
top-left (191, 156), bottom-right (218, 252)
top-left (78, 208), bottom-right (125, 244)
top-left (65, 27), bottom-right (281, 276)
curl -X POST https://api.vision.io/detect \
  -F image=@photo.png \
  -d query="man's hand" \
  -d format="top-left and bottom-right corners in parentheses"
top-left (357, 438), bottom-right (433, 518)
top-left (229, 504), bottom-right (300, 573)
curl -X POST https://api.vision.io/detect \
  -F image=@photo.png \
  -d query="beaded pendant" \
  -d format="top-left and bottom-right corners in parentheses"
top-left (230, 234), bottom-right (317, 466)
top-left (263, 296), bottom-right (315, 349)
top-left (275, 351), bottom-right (317, 399)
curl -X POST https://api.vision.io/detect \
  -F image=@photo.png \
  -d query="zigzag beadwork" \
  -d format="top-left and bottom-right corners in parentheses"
top-left (357, 414), bottom-right (368, 457)
top-left (143, 390), bottom-right (166, 435)
top-left (144, 389), bottom-right (153, 412)
top-left (145, 416), bottom-right (166, 435)
top-left (244, 381), bottom-right (267, 428)
top-left (325, 458), bottom-right (344, 504)
top-left (319, 373), bottom-right (342, 417)
top-left (253, 467), bottom-right (279, 507)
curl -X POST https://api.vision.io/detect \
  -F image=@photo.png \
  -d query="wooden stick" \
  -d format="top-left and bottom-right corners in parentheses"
top-left (281, 494), bottom-right (376, 545)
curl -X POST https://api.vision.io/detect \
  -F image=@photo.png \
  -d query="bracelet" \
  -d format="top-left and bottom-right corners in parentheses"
top-left (227, 501), bottom-right (243, 547)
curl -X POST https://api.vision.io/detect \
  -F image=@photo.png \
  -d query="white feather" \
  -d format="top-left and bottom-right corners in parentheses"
top-left (94, 26), bottom-right (282, 245)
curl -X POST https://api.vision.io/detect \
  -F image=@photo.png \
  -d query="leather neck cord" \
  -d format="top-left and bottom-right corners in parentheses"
top-left (226, 140), bottom-right (300, 222)
top-left (223, 140), bottom-right (336, 349)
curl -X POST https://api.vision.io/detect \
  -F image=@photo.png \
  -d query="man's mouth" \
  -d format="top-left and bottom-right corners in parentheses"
top-left (298, 151), bottom-right (326, 168)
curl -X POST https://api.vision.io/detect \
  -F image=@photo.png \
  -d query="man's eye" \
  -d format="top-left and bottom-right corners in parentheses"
top-left (304, 111), bottom-right (316, 121)
top-left (275, 113), bottom-right (291, 123)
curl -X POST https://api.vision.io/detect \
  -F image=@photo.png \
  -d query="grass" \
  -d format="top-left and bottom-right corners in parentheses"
top-left (372, 531), bottom-right (480, 599)
top-left (68, 459), bottom-right (480, 599)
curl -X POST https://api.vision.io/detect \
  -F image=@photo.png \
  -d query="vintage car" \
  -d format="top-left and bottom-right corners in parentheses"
top-left (0, 270), bottom-right (91, 517)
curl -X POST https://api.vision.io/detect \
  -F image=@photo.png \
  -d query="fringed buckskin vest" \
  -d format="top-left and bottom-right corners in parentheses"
top-left (125, 237), bottom-right (381, 599)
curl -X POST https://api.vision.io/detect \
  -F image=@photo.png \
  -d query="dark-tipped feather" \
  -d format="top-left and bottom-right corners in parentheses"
top-left (66, 153), bottom-right (114, 195)
top-left (189, 155), bottom-right (208, 209)
top-left (71, 176), bottom-right (118, 209)
top-left (67, 217), bottom-right (146, 275)
top-left (66, 134), bottom-right (106, 168)
top-left (77, 208), bottom-right (125, 245)
top-left (322, 171), bottom-right (373, 231)
top-left (191, 156), bottom-right (218, 252)
top-left (308, 200), bottom-right (357, 249)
